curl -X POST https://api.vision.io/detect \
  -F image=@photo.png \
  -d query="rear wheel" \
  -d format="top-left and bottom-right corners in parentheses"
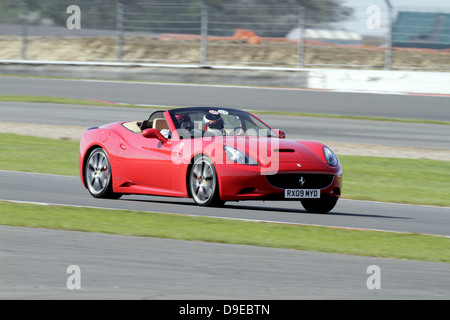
top-left (85, 148), bottom-right (121, 199)
top-left (189, 156), bottom-right (224, 206)
top-left (301, 196), bottom-right (337, 213)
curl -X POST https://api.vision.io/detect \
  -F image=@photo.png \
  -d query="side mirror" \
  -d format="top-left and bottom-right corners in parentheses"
top-left (273, 129), bottom-right (286, 139)
top-left (142, 128), bottom-right (168, 144)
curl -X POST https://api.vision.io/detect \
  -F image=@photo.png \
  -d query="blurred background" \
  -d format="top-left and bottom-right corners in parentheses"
top-left (0, 0), bottom-right (449, 70)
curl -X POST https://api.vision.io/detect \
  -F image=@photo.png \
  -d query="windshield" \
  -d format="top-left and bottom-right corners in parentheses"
top-left (168, 108), bottom-right (279, 139)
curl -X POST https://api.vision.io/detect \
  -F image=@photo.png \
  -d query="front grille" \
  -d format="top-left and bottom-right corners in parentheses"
top-left (266, 174), bottom-right (334, 189)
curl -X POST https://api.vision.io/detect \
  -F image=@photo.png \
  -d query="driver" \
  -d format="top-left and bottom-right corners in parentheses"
top-left (175, 113), bottom-right (194, 131)
top-left (202, 112), bottom-right (224, 132)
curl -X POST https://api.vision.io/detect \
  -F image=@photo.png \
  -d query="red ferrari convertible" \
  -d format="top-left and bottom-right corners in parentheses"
top-left (79, 107), bottom-right (342, 213)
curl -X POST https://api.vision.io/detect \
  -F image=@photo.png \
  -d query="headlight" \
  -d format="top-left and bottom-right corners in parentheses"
top-left (224, 146), bottom-right (257, 165)
top-left (323, 146), bottom-right (339, 167)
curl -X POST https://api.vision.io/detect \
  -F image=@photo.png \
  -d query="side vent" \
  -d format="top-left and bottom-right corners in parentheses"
top-left (236, 187), bottom-right (255, 195)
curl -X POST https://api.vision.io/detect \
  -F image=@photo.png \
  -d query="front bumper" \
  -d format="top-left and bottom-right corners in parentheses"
top-left (216, 162), bottom-right (342, 201)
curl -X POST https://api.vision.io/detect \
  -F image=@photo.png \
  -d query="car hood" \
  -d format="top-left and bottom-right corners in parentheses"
top-left (212, 136), bottom-right (328, 166)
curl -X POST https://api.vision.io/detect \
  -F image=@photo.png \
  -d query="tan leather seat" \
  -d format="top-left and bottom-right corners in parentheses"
top-left (152, 118), bottom-right (169, 131)
top-left (122, 121), bottom-right (142, 133)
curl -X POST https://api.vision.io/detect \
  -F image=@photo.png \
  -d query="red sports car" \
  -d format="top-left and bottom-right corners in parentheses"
top-left (79, 107), bottom-right (342, 213)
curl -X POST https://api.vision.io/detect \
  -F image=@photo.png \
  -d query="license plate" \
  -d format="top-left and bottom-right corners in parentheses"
top-left (284, 189), bottom-right (320, 199)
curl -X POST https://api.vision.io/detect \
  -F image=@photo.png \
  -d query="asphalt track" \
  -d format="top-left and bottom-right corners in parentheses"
top-left (1, 225), bottom-right (449, 300)
top-left (1, 76), bottom-right (450, 299)
top-left (1, 76), bottom-right (449, 121)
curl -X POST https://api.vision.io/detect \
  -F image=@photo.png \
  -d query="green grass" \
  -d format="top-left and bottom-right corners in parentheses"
top-left (0, 94), bottom-right (146, 108)
top-left (1, 94), bottom-right (449, 125)
top-left (339, 156), bottom-right (450, 207)
top-left (1, 201), bottom-right (449, 263)
top-left (252, 110), bottom-right (450, 126)
top-left (0, 133), bottom-right (79, 176)
top-left (1, 133), bottom-right (449, 207)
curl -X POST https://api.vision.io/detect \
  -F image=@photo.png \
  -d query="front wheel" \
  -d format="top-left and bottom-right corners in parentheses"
top-left (189, 156), bottom-right (224, 207)
top-left (301, 196), bottom-right (337, 213)
top-left (85, 148), bottom-right (121, 199)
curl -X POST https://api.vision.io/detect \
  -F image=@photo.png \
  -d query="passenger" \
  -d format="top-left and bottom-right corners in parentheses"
top-left (176, 113), bottom-right (194, 131)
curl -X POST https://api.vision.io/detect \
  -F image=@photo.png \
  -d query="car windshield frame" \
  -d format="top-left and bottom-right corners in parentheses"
top-left (167, 107), bottom-right (279, 139)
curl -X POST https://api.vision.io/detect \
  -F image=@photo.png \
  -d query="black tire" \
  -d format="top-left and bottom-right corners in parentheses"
top-left (189, 155), bottom-right (224, 206)
top-left (85, 148), bottom-right (121, 199)
top-left (301, 195), bottom-right (337, 213)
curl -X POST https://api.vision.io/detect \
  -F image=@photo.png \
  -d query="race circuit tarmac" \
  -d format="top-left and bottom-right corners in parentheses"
top-left (1, 224), bottom-right (449, 299)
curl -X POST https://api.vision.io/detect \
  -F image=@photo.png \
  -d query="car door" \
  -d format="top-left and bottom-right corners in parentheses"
top-left (118, 130), bottom-right (173, 189)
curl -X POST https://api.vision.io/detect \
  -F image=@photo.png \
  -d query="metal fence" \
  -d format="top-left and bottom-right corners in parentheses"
top-left (0, 0), bottom-right (449, 71)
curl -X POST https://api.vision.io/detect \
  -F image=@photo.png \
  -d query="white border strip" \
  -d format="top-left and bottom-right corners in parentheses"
top-left (2, 66), bottom-right (449, 96)
top-left (0, 59), bottom-right (307, 72)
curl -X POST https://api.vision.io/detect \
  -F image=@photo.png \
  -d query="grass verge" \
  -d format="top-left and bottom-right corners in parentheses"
top-left (1, 201), bottom-right (449, 263)
top-left (1, 133), bottom-right (449, 207)
top-left (252, 110), bottom-right (450, 126)
top-left (339, 156), bottom-right (450, 207)
top-left (1, 94), bottom-right (449, 125)
top-left (0, 94), bottom-right (148, 108)
top-left (0, 133), bottom-right (79, 176)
